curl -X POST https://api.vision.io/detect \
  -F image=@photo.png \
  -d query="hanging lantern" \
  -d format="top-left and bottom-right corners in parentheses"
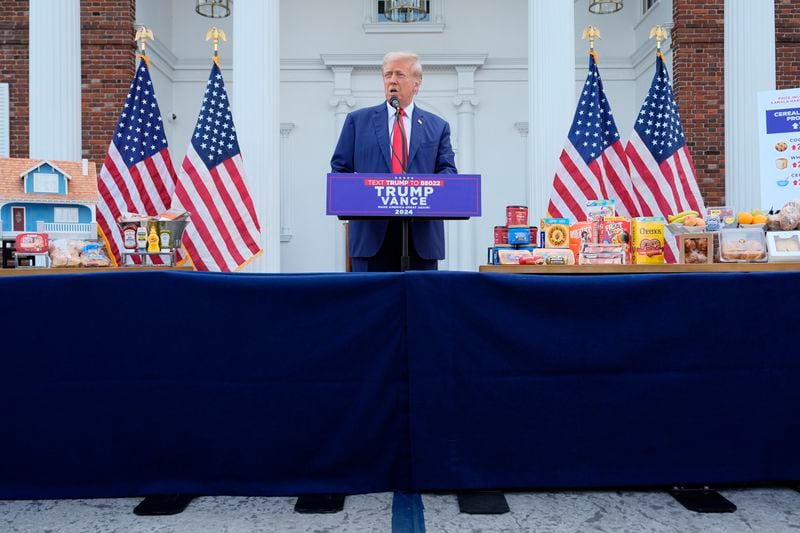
top-left (385, 0), bottom-right (428, 23)
top-left (589, 0), bottom-right (623, 15)
top-left (195, 0), bottom-right (232, 19)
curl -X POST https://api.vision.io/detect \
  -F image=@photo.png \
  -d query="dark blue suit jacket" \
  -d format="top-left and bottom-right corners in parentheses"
top-left (331, 102), bottom-right (457, 260)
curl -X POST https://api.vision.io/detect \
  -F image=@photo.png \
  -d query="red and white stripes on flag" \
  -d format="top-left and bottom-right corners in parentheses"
top-left (171, 60), bottom-right (262, 272)
top-left (548, 52), bottom-right (641, 222)
top-left (625, 52), bottom-right (705, 263)
top-left (96, 57), bottom-right (177, 265)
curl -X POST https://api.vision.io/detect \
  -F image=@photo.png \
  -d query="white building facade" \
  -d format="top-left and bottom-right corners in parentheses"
top-left (24, 0), bottom-right (778, 272)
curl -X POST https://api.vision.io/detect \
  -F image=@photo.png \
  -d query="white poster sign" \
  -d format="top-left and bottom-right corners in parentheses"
top-left (758, 88), bottom-right (800, 211)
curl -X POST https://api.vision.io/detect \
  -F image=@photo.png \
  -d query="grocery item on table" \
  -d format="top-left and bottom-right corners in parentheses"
top-left (766, 231), bottom-right (800, 263)
top-left (718, 229), bottom-right (767, 262)
top-left (678, 233), bottom-right (713, 264)
top-left (540, 217), bottom-right (570, 248)
top-left (631, 217), bottom-right (666, 264)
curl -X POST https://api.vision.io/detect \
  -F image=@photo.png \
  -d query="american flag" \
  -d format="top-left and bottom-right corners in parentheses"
top-left (625, 52), bottom-right (705, 263)
top-left (170, 60), bottom-right (262, 272)
top-left (547, 52), bottom-right (640, 222)
top-left (96, 58), bottom-right (177, 265)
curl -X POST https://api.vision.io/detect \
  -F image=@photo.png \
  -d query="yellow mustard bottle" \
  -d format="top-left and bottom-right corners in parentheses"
top-left (147, 224), bottom-right (161, 253)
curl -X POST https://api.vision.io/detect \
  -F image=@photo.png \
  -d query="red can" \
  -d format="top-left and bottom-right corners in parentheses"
top-left (494, 226), bottom-right (509, 245)
top-left (506, 205), bottom-right (528, 227)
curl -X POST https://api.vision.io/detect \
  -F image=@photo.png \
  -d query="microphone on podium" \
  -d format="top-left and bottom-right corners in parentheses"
top-left (389, 95), bottom-right (401, 112)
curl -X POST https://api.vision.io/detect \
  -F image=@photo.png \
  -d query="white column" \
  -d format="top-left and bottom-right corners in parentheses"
top-left (528, 0), bottom-right (574, 219)
top-left (329, 66), bottom-right (356, 136)
top-left (234, 0), bottom-right (280, 272)
top-left (724, 0), bottom-right (775, 211)
top-left (328, 66), bottom-right (355, 272)
top-left (29, 0), bottom-right (81, 160)
top-left (450, 65), bottom-right (479, 271)
top-left (515, 121), bottom-right (530, 204)
top-left (280, 123), bottom-right (295, 243)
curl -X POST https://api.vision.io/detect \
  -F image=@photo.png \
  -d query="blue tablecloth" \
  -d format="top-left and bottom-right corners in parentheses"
top-left (406, 272), bottom-right (800, 489)
top-left (1, 270), bottom-right (798, 498)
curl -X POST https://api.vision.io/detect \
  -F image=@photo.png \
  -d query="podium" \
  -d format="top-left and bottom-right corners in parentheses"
top-left (327, 173), bottom-right (482, 271)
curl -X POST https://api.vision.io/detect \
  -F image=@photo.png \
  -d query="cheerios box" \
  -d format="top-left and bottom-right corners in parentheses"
top-left (631, 217), bottom-right (666, 264)
top-left (540, 217), bottom-right (570, 248)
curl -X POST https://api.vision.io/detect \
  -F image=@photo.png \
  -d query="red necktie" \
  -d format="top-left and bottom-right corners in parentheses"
top-left (391, 108), bottom-right (407, 173)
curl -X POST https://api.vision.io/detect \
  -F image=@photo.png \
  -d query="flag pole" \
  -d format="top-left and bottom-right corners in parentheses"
top-left (205, 27), bottom-right (227, 66)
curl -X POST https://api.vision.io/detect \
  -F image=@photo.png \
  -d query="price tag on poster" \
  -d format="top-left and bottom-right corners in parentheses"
top-left (758, 88), bottom-right (800, 210)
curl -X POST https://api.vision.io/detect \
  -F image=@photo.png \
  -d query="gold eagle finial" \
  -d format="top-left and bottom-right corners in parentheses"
top-left (205, 27), bottom-right (227, 57)
top-left (582, 25), bottom-right (602, 52)
top-left (134, 26), bottom-right (154, 54)
top-left (650, 25), bottom-right (669, 50)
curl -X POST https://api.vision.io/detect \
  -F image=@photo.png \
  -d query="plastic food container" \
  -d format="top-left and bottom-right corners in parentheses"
top-left (526, 248), bottom-right (575, 265)
top-left (719, 229), bottom-right (767, 262)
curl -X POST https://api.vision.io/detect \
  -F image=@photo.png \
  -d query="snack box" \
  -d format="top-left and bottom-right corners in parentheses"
top-left (678, 233), bottom-right (713, 264)
top-left (706, 206), bottom-right (737, 229)
top-left (540, 217), bottom-right (570, 248)
top-left (719, 229), bottom-right (767, 263)
top-left (586, 199), bottom-right (616, 221)
top-left (600, 216), bottom-right (631, 263)
top-left (766, 231), bottom-right (800, 263)
top-left (631, 217), bottom-right (666, 264)
top-left (569, 221), bottom-right (594, 258)
top-left (489, 244), bottom-right (513, 265)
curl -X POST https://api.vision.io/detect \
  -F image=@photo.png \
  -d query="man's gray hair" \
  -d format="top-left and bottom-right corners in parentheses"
top-left (382, 51), bottom-right (423, 79)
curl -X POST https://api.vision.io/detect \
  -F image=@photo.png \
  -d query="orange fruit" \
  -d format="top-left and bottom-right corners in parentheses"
top-left (684, 215), bottom-right (697, 226)
top-left (695, 218), bottom-right (706, 226)
top-left (738, 212), bottom-right (754, 225)
top-left (752, 214), bottom-right (767, 225)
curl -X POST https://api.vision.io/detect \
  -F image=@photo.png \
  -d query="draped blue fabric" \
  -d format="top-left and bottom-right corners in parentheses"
top-left (0, 272), bottom-right (408, 498)
top-left (1, 270), bottom-right (798, 498)
top-left (406, 271), bottom-right (800, 489)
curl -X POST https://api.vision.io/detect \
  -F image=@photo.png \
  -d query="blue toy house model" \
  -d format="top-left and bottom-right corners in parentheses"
top-left (0, 158), bottom-right (98, 266)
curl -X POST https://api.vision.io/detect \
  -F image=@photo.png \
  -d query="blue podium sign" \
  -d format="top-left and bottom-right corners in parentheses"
top-left (326, 173), bottom-right (481, 218)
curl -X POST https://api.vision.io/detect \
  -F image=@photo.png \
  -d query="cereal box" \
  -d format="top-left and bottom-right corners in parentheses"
top-left (540, 217), bottom-right (570, 248)
top-left (569, 221), bottom-right (594, 258)
top-left (631, 217), bottom-right (666, 264)
top-left (601, 216), bottom-right (631, 263)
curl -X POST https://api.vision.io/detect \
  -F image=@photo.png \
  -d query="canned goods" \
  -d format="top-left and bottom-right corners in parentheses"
top-left (508, 227), bottom-right (531, 245)
top-left (494, 225), bottom-right (509, 245)
top-left (506, 205), bottom-right (529, 227)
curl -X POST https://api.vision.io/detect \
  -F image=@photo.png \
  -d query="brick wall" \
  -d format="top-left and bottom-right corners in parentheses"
top-left (776, 0), bottom-right (800, 90)
top-left (671, 0), bottom-right (725, 207)
top-left (0, 0), bottom-right (29, 158)
top-left (80, 0), bottom-right (136, 164)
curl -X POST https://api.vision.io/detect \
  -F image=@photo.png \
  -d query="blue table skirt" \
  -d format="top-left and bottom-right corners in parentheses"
top-left (1, 270), bottom-right (798, 498)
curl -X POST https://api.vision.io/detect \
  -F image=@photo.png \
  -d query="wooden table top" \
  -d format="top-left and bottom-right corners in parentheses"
top-left (479, 263), bottom-right (800, 275)
top-left (0, 266), bottom-right (193, 276)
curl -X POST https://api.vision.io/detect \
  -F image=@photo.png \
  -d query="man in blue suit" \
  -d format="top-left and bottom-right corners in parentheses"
top-left (331, 51), bottom-right (458, 271)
